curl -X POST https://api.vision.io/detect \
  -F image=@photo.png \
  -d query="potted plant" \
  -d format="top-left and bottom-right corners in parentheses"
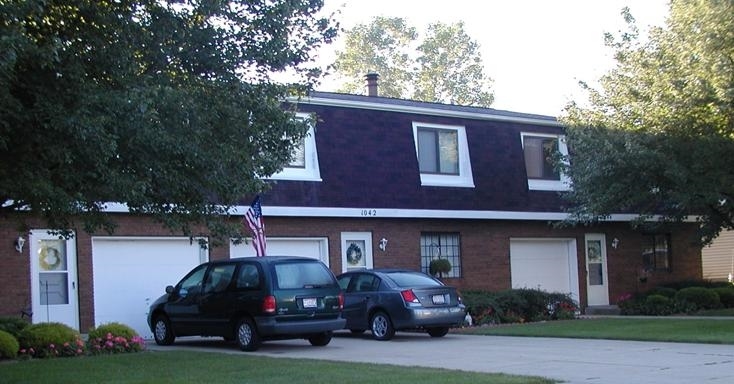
top-left (429, 258), bottom-right (452, 278)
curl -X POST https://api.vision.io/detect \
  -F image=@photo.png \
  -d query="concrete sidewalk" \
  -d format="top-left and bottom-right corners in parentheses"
top-left (147, 331), bottom-right (734, 384)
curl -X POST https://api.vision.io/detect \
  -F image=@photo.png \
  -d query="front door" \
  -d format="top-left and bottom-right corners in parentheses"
top-left (585, 234), bottom-right (609, 306)
top-left (29, 230), bottom-right (80, 330)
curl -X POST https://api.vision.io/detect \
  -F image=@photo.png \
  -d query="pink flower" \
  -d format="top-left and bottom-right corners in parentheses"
top-left (49, 344), bottom-right (55, 349)
top-left (63, 342), bottom-right (70, 347)
top-left (77, 349), bottom-right (83, 354)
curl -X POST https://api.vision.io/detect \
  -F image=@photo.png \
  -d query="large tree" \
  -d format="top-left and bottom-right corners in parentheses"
top-left (0, 0), bottom-right (338, 243)
top-left (560, 0), bottom-right (734, 245)
top-left (332, 17), bottom-right (494, 107)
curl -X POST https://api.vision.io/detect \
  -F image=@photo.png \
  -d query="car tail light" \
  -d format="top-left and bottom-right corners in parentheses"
top-left (262, 295), bottom-right (276, 313)
top-left (401, 289), bottom-right (420, 304)
top-left (338, 292), bottom-right (344, 310)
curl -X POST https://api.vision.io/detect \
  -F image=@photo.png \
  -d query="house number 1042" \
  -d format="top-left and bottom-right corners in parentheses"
top-left (361, 209), bottom-right (377, 216)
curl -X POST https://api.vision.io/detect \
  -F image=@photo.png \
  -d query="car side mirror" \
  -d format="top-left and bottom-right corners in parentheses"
top-left (165, 285), bottom-right (174, 294)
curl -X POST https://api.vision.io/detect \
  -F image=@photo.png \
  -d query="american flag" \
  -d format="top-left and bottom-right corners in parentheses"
top-left (245, 195), bottom-right (266, 256)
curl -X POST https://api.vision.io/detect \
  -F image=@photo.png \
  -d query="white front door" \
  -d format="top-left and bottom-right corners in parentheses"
top-left (30, 230), bottom-right (79, 330)
top-left (585, 234), bottom-right (610, 305)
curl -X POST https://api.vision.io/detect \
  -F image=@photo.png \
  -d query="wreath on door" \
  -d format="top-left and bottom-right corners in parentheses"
top-left (346, 243), bottom-right (363, 265)
top-left (39, 246), bottom-right (62, 270)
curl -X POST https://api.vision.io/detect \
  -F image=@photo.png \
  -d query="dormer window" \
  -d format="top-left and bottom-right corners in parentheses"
top-left (413, 122), bottom-right (474, 188)
top-left (269, 113), bottom-right (321, 181)
top-left (521, 132), bottom-right (570, 191)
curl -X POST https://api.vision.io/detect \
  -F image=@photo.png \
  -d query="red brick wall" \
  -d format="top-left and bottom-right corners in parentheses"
top-left (0, 214), bottom-right (703, 330)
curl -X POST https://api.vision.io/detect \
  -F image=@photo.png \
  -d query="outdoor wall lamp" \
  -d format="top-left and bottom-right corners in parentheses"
top-left (14, 236), bottom-right (25, 253)
top-left (611, 238), bottom-right (620, 249)
top-left (379, 238), bottom-right (388, 252)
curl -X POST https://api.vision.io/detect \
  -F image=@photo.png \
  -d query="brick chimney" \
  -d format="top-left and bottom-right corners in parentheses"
top-left (365, 72), bottom-right (379, 97)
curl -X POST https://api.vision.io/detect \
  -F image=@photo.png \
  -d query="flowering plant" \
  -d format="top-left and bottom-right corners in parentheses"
top-left (88, 332), bottom-right (146, 355)
top-left (18, 338), bottom-right (86, 359)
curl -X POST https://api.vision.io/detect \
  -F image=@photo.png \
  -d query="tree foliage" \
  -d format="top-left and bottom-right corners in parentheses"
top-left (0, 0), bottom-right (338, 243)
top-left (333, 16), bottom-right (494, 107)
top-left (560, 0), bottom-right (734, 244)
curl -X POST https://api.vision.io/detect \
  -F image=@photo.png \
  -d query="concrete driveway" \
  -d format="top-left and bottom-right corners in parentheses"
top-left (147, 331), bottom-right (734, 384)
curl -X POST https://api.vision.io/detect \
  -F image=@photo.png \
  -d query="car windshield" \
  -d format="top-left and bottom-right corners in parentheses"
top-left (275, 261), bottom-right (336, 289)
top-left (385, 272), bottom-right (442, 287)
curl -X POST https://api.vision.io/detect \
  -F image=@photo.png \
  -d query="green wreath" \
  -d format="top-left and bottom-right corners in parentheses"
top-left (346, 243), bottom-right (363, 265)
top-left (39, 246), bottom-right (62, 270)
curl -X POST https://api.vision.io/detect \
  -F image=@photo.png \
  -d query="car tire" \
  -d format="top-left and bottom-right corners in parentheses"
top-left (235, 318), bottom-right (261, 352)
top-left (427, 327), bottom-right (449, 338)
top-left (153, 315), bottom-right (175, 346)
top-left (370, 311), bottom-right (395, 341)
top-left (308, 331), bottom-right (333, 346)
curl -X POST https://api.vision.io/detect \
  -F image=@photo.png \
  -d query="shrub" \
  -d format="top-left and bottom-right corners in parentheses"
top-left (0, 329), bottom-right (19, 359)
top-left (88, 322), bottom-right (138, 340)
top-left (617, 293), bottom-right (645, 315)
top-left (87, 322), bottom-right (145, 355)
top-left (0, 317), bottom-right (30, 338)
top-left (646, 286), bottom-right (677, 299)
top-left (713, 286), bottom-right (734, 308)
top-left (547, 292), bottom-right (579, 320)
top-left (674, 287), bottom-right (721, 312)
top-left (17, 322), bottom-right (85, 358)
top-left (461, 291), bottom-right (500, 325)
top-left (642, 294), bottom-right (675, 316)
top-left (494, 289), bottom-right (529, 323)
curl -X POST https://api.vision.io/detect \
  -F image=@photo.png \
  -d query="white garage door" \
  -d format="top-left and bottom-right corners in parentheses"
top-left (510, 239), bottom-right (579, 302)
top-left (92, 237), bottom-right (207, 339)
top-left (230, 237), bottom-right (329, 266)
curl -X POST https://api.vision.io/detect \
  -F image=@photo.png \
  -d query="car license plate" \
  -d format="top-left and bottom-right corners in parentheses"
top-left (432, 294), bottom-right (446, 304)
top-left (303, 297), bottom-right (317, 308)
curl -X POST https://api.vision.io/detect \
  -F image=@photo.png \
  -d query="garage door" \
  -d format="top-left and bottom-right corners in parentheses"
top-left (92, 237), bottom-right (207, 339)
top-left (230, 237), bottom-right (329, 266)
top-left (510, 239), bottom-right (579, 301)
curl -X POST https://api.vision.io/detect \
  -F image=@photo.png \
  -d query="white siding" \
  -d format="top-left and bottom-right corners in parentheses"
top-left (702, 230), bottom-right (734, 282)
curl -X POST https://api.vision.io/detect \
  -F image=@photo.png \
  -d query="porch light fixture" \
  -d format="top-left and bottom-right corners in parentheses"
top-left (14, 236), bottom-right (25, 253)
top-left (611, 238), bottom-right (619, 249)
top-left (379, 238), bottom-right (388, 252)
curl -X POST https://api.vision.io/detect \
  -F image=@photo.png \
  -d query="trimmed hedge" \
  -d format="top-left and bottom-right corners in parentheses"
top-left (0, 317), bottom-right (30, 338)
top-left (17, 322), bottom-right (86, 358)
top-left (0, 329), bottom-right (19, 359)
top-left (461, 288), bottom-right (578, 325)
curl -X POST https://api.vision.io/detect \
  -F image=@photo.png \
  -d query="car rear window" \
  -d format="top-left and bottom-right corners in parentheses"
top-left (386, 272), bottom-right (442, 287)
top-left (274, 261), bottom-right (336, 289)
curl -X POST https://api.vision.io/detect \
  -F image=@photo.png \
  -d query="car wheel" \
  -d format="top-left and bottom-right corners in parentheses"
top-left (349, 329), bottom-right (366, 334)
top-left (153, 315), bottom-right (175, 346)
top-left (427, 327), bottom-right (449, 338)
top-left (308, 331), bottom-right (333, 346)
top-left (370, 311), bottom-right (395, 341)
top-left (235, 318), bottom-right (261, 352)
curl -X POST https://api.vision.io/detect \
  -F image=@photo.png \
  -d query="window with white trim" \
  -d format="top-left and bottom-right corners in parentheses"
top-left (521, 132), bottom-right (570, 191)
top-left (413, 122), bottom-right (474, 188)
top-left (269, 113), bottom-right (321, 181)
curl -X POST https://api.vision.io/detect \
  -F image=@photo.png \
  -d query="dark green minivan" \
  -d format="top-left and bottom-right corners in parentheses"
top-left (147, 256), bottom-right (345, 351)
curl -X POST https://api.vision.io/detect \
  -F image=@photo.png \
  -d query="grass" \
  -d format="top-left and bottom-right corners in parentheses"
top-left (0, 350), bottom-right (556, 384)
top-left (3, 316), bottom-right (732, 383)
top-left (457, 317), bottom-right (734, 344)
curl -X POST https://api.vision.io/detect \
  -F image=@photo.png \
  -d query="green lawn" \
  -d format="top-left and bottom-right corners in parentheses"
top-left (457, 317), bottom-right (734, 344)
top-left (0, 350), bottom-right (556, 384)
top-left (3, 316), bottom-right (732, 384)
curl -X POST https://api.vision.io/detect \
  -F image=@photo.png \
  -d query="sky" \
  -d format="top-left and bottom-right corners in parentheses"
top-left (312, 0), bottom-right (670, 116)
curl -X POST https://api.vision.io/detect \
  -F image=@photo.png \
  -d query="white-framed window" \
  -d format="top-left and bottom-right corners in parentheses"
top-left (269, 113), bottom-right (321, 181)
top-left (521, 132), bottom-right (570, 191)
top-left (413, 122), bottom-right (474, 188)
